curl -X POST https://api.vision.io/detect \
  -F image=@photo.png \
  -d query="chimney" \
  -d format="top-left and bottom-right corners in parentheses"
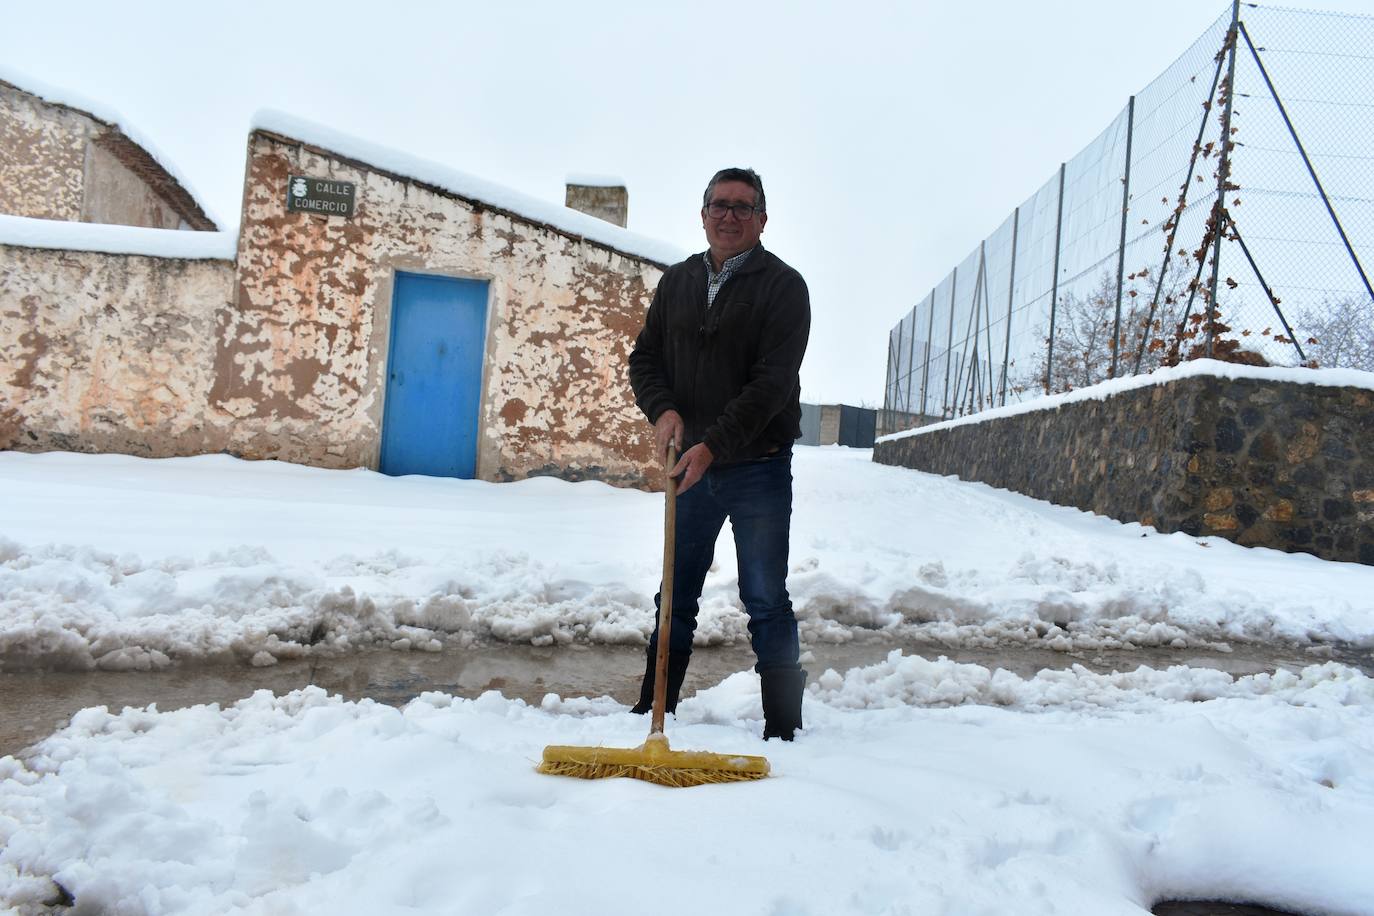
top-left (565, 175), bottom-right (628, 228)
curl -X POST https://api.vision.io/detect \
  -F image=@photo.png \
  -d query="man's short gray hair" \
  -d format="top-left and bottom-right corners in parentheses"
top-left (702, 167), bottom-right (766, 213)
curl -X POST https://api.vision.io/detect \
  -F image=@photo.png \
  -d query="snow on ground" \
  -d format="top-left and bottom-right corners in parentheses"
top-left (4, 448), bottom-right (1374, 914)
top-left (2, 447), bottom-right (1373, 672)
top-left (2, 655), bottom-right (1372, 914)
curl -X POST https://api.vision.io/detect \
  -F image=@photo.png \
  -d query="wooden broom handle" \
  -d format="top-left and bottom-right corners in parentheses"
top-left (651, 443), bottom-right (678, 736)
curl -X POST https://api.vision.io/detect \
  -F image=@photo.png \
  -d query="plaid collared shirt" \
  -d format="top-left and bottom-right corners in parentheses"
top-left (704, 247), bottom-right (755, 310)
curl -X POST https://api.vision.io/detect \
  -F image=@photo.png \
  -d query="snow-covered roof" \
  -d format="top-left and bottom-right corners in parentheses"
top-left (0, 213), bottom-right (237, 260)
top-left (252, 110), bottom-right (684, 267)
top-left (878, 359), bottom-right (1374, 444)
top-left (0, 65), bottom-right (223, 231)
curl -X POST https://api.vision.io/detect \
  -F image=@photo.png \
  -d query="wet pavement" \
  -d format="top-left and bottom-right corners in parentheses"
top-left (2, 636), bottom-right (1371, 760)
top-left (1152, 902), bottom-right (1303, 915)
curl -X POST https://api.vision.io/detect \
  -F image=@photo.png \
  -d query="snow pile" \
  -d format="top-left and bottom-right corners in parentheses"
top-left (812, 649), bottom-right (1374, 711)
top-left (2, 448), bottom-right (1372, 671)
top-left (0, 538), bottom-right (648, 670)
top-left (2, 657), bottom-right (1373, 914)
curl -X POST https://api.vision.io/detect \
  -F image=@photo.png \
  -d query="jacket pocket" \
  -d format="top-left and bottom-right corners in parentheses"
top-left (709, 299), bottom-right (753, 336)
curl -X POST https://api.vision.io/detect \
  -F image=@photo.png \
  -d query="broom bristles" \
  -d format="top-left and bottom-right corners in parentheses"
top-left (536, 759), bottom-right (764, 787)
top-left (539, 734), bottom-right (769, 787)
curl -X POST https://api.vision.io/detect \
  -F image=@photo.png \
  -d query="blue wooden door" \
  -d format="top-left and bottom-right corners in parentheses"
top-left (380, 272), bottom-right (488, 478)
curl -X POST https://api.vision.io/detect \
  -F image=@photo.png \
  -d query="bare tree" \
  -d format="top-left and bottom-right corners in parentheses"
top-left (1298, 296), bottom-right (1374, 371)
top-left (1013, 269), bottom-right (1188, 395)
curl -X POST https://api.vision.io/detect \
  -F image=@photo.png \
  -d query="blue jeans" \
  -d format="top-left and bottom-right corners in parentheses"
top-left (648, 449), bottom-right (799, 673)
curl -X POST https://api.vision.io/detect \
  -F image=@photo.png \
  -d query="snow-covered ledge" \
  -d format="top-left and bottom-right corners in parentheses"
top-left (0, 213), bottom-right (237, 260)
top-left (874, 361), bottom-right (1374, 566)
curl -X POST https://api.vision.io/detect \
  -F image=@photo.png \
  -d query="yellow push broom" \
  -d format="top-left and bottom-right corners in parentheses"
top-left (539, 445), bottom-right (770, 787)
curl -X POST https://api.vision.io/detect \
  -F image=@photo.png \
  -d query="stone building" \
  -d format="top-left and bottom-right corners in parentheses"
top-left (0, 76), bottom-right (216, 231)
top-left (218, 113), bottom-right (677, 485)
top-left (1, 86), bottom-right (681, 488)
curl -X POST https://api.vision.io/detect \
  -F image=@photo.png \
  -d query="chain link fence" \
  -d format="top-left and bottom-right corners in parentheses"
top-left (882, 2), bottom-right (1374, 436)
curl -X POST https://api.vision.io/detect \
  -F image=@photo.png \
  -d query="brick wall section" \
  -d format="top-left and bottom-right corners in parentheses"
top-left (874, 374), bottom-right (1374, 565)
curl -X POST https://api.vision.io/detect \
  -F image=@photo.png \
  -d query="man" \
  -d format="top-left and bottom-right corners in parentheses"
top-left (627, 167), bottom-right (811, 741)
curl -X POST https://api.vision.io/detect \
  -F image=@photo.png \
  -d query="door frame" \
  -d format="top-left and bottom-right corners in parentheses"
top-left (369, 264), bottom-right (495, 477)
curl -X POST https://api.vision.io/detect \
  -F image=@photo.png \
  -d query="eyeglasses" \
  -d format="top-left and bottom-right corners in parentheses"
top-left (705, 202), bottom-right (761, 220)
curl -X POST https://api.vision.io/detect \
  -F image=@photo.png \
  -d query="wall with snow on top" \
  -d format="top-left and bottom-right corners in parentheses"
top-left (216, 126), bottom-right (665, 485)
top-left (876, 366), bottom-right (1374, 565)
top-left (0, 244), bottom-right (233, 456)
top-left (3, 100), bottom-right (677, 487)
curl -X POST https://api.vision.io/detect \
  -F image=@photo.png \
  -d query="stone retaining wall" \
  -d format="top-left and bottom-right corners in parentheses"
top-left (874, 372), bottom-right (1374, 565)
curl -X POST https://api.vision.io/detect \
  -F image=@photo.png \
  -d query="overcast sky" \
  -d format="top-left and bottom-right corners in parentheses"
top-left (4, 0), bottom-right (1370, 405)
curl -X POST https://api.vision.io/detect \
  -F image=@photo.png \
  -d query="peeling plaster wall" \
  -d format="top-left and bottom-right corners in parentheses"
top-left (223, 132), bottom-right (664, 486)
top-left (0, 83), bottom-right (87, 221)
top-left (0, 244), bottom-right (234, 456)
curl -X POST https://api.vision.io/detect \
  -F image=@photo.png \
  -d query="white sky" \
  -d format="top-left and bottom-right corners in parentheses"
top-left (4, 0), bottom-right (1371, 405)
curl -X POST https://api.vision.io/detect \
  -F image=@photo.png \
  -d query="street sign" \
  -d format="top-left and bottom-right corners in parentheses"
top-left (286, 175), bottom-right (356, 217)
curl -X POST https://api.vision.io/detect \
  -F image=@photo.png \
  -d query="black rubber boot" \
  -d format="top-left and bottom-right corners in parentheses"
top-left (760, 667), bottom-right (807, 741)
top-left (630, 650), bottom-right (690, 715)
